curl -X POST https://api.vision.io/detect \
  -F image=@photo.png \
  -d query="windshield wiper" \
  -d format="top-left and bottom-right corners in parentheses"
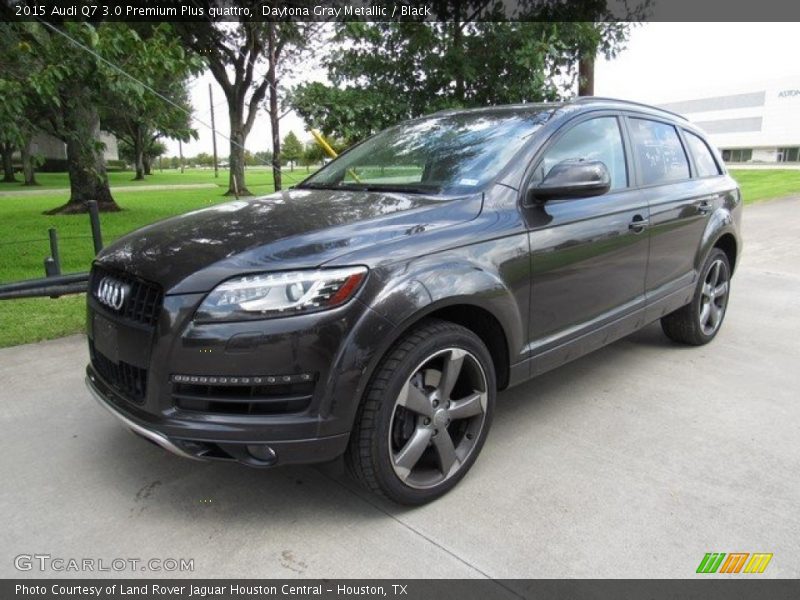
top-left (298, 182), bottom-right (440, 195)
top-left (295, 182), bottom-right (340, 190)
top-left (349, 183), bottom-right (440, 195)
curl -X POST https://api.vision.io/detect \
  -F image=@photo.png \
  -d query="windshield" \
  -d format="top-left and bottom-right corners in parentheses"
top-left (300, 108), bottom-right (556, 195)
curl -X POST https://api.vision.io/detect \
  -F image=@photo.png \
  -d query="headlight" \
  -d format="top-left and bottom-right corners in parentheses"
top-left (195, 266), bottom-right (368, 322)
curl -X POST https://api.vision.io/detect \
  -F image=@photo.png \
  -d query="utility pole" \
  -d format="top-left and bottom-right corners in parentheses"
top-left (178, 139), bottom-right (184, 174)
top-left (209, 83), bottom-right (219, 179)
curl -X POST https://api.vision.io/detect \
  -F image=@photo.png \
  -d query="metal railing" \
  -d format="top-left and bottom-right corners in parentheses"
top-left (0, 200), bottom-right (103, 300)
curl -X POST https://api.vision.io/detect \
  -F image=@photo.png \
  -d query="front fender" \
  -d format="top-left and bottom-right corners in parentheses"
top-left (322, 245), bottom-right (530, 433)
top-left (368, 249), bottom-right (528, 358)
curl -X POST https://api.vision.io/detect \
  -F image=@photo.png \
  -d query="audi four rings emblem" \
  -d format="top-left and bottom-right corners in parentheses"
top-left (96, 276), bottom-right (129, 310)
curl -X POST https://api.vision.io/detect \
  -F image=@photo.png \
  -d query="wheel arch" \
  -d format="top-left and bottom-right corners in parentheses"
top-left (697, 208), bottom-right (740, 274)
top-left (394, 301), bottom-right (511, 391)
top-left (713, 232), bottom-right (738, 273)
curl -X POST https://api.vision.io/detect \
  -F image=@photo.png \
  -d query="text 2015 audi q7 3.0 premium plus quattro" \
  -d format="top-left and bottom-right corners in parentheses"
top-left (86, 98), bottom-right (742, 504)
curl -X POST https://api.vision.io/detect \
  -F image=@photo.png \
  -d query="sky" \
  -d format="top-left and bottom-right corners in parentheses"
top-left (166, 22), bottom-right (800, 159)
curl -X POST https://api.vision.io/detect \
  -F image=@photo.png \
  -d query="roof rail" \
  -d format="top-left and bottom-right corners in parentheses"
top-left (571, 96), bottom-right (688, 121)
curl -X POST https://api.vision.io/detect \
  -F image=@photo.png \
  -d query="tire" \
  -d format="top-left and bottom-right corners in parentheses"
top-left (661, 248), bottom-right (731, 346)
top-left (346, 319), bottom-right (496, 505)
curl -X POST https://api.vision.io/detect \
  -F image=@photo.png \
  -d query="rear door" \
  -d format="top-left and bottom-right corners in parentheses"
top-left (524, 114), bottom-right (650, 361)
top-left (625, 117), bottom-right (719, 303)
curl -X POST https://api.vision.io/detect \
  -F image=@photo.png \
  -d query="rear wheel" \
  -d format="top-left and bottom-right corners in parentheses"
top-left (346, 319), bottom-right (495, 505)
top-left (661, 248), bottom-right (731, 345)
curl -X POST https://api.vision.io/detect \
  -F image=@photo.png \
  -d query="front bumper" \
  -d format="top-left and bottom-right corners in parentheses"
top-left (86, 367), bottom-right (350, 467)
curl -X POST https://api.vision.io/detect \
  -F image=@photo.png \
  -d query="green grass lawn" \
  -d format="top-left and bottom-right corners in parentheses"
top-left (0, 168), bottom-right (798, 348)
top-left (0, 165), bottom-right (317, 192)
top-left (729, 169), bottom-right (800, 204)
top-left (0, 169), bottom-right (308, 347)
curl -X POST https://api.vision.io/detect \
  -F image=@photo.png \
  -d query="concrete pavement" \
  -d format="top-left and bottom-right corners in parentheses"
top-left (1, 197), bottom-right (799, 579)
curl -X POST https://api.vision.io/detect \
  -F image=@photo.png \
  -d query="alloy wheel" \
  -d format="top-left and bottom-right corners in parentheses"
top-left (699, 258), bottom-right (729, 336)
top-left (388, 348), bottom-right (488, 489)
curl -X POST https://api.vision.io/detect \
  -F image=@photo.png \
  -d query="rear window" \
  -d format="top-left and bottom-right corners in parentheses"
top-left (628, 118), bottom-right (690, 186)
top-left (685, 131), bottom-right (722, 177)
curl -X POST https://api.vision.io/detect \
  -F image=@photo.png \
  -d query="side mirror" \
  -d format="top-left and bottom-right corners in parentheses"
top-left (527, 159), bottom-right (611, 203)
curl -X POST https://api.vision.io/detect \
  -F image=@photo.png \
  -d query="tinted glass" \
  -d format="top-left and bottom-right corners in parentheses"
top-left (534, 117), bottom-right (627, 190)
top-left (685, 131), bottom-right (721, 177)
top-left (629, 118), bottom-right (690, 185)
top-left (301, 109), bottom-right (555, 195)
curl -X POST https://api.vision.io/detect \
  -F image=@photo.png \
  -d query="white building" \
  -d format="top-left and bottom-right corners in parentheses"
top-left (24, 131), bottom-right (119, 169)
top-left (658, 79), bottom-right (800, 164)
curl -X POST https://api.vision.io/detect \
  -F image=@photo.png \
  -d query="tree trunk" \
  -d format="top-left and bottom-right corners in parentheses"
top-left (20, 136), bottom-right (38, 186)
top-left (267, 25), bottom-right (282, 193)
top-left (143, 154), bottom-right (152, 176)
top-left (578, 53), bottom-right (595, 97)
top-left (452, 18), bottom-right (465, 104)
top-left (46, 97), bottom-right (119, 214)
top-left (1, 142), bottom-right (17, 183)
top-left (133, 128), bottom-right (145, 180)
top-left (227, 121), bottom-right (250, 197)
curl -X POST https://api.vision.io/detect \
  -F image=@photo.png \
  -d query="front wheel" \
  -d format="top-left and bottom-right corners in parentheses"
top-left (346, 319), bottom-right (496, 505)
top-left (661, 248), bottom-right (731, 345)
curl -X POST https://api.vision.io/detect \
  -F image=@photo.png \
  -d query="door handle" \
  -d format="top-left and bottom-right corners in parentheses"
top-left (697, 199), bottom-right (712, 215)
top-left (629, 215), bottom-right (649, 233)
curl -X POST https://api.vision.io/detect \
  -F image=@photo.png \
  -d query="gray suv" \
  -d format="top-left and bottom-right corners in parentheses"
top-left (86, 98), bottom-right (742, 504)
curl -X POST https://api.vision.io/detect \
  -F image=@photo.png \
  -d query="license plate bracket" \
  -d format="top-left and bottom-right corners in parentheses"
top-left (93, 313), bottom-right (120, 364)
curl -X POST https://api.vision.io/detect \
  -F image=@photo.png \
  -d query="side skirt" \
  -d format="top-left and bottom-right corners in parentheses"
top-left (507, 281), bottom-right (696, 385)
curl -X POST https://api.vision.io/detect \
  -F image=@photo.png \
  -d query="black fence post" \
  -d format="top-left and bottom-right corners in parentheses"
top-left (48, 227), bottom-right (61, 276)
top-left (88, 200), bottom-right (103, 255)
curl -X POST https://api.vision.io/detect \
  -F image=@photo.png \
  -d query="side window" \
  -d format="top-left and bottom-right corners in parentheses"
top-left (628, 118), bottom-right (690, 186)
top-left (685, 131), bottom-right (722, 177)
top-left (534, 117), bottom-right (628, 190)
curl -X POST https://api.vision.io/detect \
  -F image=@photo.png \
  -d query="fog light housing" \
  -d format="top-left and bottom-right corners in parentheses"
top-left (247, 444), bottom-right (278, 465)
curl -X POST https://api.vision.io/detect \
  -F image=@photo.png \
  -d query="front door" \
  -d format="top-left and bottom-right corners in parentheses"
top-left (523, 115), bottom-right (650, 365)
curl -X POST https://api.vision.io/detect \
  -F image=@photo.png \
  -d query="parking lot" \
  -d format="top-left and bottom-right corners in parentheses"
top-left (2, 196), bottom-right (798, 579)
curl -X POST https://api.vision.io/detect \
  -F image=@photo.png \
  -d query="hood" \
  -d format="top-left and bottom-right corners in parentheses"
top-left (95, 187), bottom-right (482, 294)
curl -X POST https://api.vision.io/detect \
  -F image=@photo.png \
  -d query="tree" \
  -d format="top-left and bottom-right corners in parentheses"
top-left (4, 22), bottom-right (183, 212)
top-left (142, 139), bottom-right (167, 175)
top-left (573, 23), bottom-right (637, 96)
top-left (291, 12), bottom-right (638, 143)
top-left (176, 19), bottom-right (266, 195)
top-left (100, 24), bottom-right (200, 180)
top-left (262, 22), bottom-right (320, 192)
top-left (179, 12), bottom-right (308, 195)
top-left (281, 131), bottom-right (303, 171)
top-left (0, 140), bottom-right (15, 183)
top-left (193, 152), bottom-right (213, 167)
top-left (0, 42), bottom-right (47, 186)
top-left (290, 83), bottom-right (393, 145)
top-left (253, 150), bottom-right (273, 166)
top-left (2, 23), bottom-right (120, 211)
top-left (527, 2), bottom-right (646, 97)
top-left (301, 141), bottom-right (324, 172)
top-left (177, 11), bottom-right (318, 195)
top-left (10, 21), bottom-right (205, 212)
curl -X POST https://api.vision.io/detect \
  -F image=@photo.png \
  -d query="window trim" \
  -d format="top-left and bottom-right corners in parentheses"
top-left (778, 146), bottom-right (800, 163)
top-left (520, 111), bottom-right (632, 198)
top-left (682, 128), bottom-right (724, 180)
top-left (624, 114), bottom-right (694, 190)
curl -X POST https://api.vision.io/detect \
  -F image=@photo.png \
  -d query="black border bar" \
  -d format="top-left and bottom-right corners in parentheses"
top-left (3, 0), bottom-right (800, 22)
top-left (5, 579), bottom-right (800, 600)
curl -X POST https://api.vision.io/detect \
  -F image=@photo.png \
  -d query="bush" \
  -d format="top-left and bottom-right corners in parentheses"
top-left (39, 158), bottom-right (69, 173)
top-left (105, 159), bottom-right (129, 171)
